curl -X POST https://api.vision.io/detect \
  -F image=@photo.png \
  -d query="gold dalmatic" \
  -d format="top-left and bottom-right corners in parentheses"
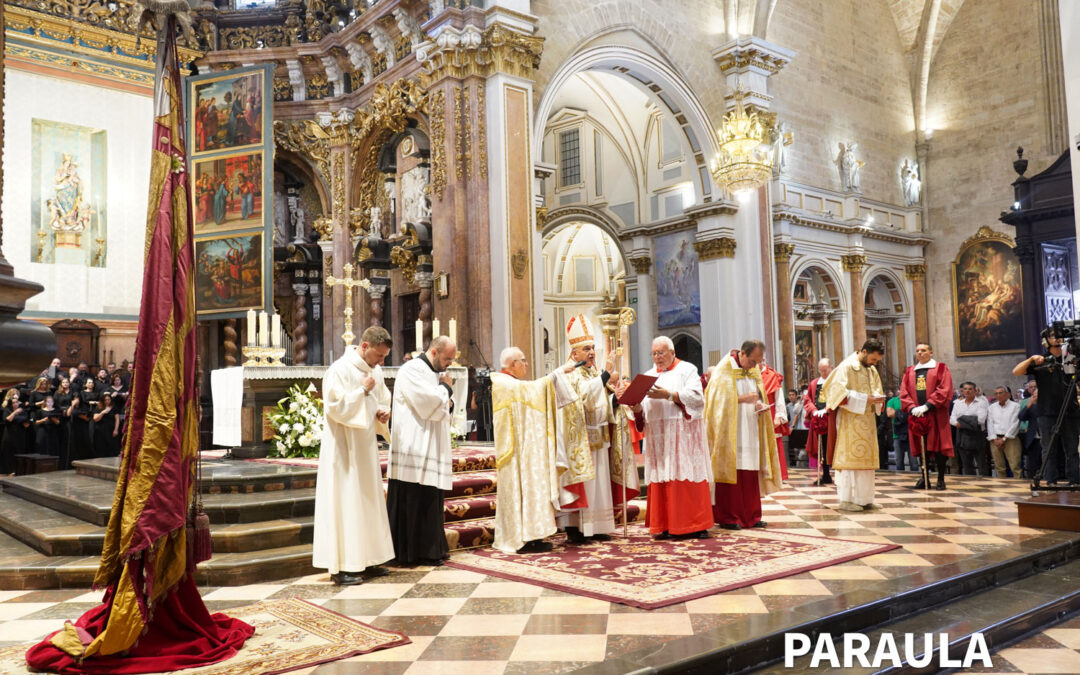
top-left (822, 352), bottom-right (884, 471)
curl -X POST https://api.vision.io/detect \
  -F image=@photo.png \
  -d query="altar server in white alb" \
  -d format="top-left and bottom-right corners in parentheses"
top-left (312, 326), bottom-right (395, 586)
top-left (387, 335), bottom-right (457, 566)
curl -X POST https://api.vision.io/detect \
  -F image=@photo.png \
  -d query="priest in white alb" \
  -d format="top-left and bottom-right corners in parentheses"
top-left (387, 335), bottom-right (457, 565)
top-left (823, 339), bottom-right (887, 512)
top-left (491, 347), bottom-right (578, 554)
top-left (631, 336), bottom-right (713, 540)
top-left (312, 326), bottom-right (395, 586)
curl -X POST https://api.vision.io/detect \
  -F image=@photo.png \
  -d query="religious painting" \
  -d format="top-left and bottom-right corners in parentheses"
top-left (30, 119), bottom-right (107, 267)
top-left (189, 70), bottom-right (264, 155)
top-left (654, 230), bottom-right (701, 328)
top-left (192, 151), bottom-right (264, 235)
top-left (795, 328), bottom-right (814, 389)
top-left (194, 233), bottom-right (264, 316)
top-left (951, 227), bottom-right (1024, 356)
top-left (793, 280), bottom-right (808, 303)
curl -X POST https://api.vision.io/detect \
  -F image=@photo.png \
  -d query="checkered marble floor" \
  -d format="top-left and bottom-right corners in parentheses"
top-left (958, 612), bottom-right (1080, 674)
top-left (0, 469), bottom-right (1049, 674)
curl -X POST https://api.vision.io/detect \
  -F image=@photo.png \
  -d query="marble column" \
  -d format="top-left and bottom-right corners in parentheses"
top-left (292, 279), bottom-right (308, 366)
top-left (695, 236), bottom-right (738, 365)
top-left (774, 242), bottom-right (796, 386)
top-left (628, 254), bottom-right (654, 375)
top-left (842, 254), bottom-right (867, 348)
top-left (831, 315), bottom-right (845, 363)
top-left (905, 263), bottom-right (929, 346)
top-left (368, 283), bottom-right (385, 328)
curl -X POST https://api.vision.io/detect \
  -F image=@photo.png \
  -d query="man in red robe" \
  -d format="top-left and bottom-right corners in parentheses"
top-left (761, 362), bottom-right (790, 481)
top-left (900, 343), bottom-right (954, 490)
top-left (802, 357), bottom-right (833, 485)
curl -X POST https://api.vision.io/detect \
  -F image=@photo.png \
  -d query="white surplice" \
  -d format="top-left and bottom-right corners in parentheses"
top-left (388, 355), bottom-right (454, 490)
top-left (640, 360), bottom-right (712, 484)
top-left (312, 347), bottom-right (395, 575)
top-left (556, 367), bottom-right (615, 537)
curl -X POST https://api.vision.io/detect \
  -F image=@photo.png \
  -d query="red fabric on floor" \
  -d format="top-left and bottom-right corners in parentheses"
top-left (712, 470), bottom-right (763, 528)
top-left (645, 480), bottom-right (713, 535)
top-left (25, 576), bottom-right (254, 675)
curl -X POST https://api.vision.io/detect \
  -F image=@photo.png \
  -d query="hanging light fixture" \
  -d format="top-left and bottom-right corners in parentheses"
top-left (711, 86), bottom-right (773, 195)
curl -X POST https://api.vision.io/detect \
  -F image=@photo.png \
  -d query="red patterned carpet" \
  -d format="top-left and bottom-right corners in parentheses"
top-left (448, 523), bottom-right (899, 609)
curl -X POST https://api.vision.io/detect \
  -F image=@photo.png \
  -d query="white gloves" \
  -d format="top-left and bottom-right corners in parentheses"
top-left (813, 409), bottom-right (828, 418)
top-left (911, 405), bottom-right (929, 417)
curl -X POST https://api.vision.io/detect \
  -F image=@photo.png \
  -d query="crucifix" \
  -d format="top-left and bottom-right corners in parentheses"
top-left (324, 262), bottom-right (369, 346)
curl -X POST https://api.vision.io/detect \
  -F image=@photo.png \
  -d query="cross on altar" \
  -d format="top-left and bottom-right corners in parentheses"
top-left (324, 262), bottom-right (370, 346)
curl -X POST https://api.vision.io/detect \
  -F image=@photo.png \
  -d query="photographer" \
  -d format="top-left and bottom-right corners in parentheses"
top-left (1012, 326), bottom-right (1080, 485)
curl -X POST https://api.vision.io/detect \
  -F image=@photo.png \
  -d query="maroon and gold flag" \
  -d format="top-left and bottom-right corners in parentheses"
top-left (26, 10), bottom-right (253, 674)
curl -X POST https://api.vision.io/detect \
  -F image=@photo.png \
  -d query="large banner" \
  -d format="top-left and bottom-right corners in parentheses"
top-left (184, 64), bottom-right (274, 318)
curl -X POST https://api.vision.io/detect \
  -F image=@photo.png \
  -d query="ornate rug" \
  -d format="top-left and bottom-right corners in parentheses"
top-left (447, 524), bottom-right (899, 609)
top-left (0, 598), bottom-right (409, 675)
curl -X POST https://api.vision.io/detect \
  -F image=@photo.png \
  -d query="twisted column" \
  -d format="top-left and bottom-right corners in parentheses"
top-left (222, 319), bottom-right (238, 367)
top-left (292, 282), bottom-right (308, 366)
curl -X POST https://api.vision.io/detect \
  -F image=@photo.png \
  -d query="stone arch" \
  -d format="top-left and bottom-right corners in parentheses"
top-left (534, 41), bottom-right (720, 203)
top-left (790, 259), bottom-right (847, 310)
top-left (275, 149), bottom-right (329, 215)
top-left (863, 267), bottom-right (909, 315)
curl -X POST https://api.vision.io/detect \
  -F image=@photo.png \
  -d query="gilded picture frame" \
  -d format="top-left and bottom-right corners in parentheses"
top-left (192, 151), bottom-right (264, 236)
top-left (189, 70), bottom-right (265, 156)
top-left (194, 232), bottom-right (265, 316)
top-left (951, 226), bottom-right (1024, 356)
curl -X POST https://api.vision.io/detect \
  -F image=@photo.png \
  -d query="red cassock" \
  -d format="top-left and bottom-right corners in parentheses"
top-left (802, 379), bottom-right (828, 462)
top-left (761, 365), bottom-right (789, 481)
top-left (900, 362), bottom-right (954, 457)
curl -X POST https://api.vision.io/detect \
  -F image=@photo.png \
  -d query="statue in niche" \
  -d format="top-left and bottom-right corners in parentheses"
top-left (273, 174), bottom-right (290, 247)
top-left (900, 160), bottom-right (921, 207)
top-left (291, 199), bottom-right (307, 243)
top-left (47, 153), bottom-right (93, 234)
top-left (400, 164), bottom-right (430, 233)
top-left (369, 207), bottom-right (381, 238)
top-left (770, 121), bottom-right (793, 176)
top-left (835, 142), bottom-right (863, 192)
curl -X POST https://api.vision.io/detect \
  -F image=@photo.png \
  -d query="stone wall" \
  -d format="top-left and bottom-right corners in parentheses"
top-left (923, 0), bottom-right (1064, 391)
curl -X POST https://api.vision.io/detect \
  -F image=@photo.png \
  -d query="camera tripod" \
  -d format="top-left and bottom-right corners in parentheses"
top-left (1030, 369), bottom-right (1080, 496)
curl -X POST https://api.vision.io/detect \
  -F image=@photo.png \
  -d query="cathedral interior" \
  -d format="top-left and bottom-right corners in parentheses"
top-left (0, 0), bottom-right (1078, 672)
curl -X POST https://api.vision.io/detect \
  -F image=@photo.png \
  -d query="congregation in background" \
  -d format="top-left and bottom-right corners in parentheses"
top-left (0, 358), bottom-right (131, 474)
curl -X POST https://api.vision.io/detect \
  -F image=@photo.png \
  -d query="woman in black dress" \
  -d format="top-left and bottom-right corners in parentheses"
top-left (107, 374), bottom-right (128, 443)
top-left (93, 392), bottom-right (121, 458)
top-left (1, 389), bottom-right (31, 473)
top-left (28, 377), bottom-right (52, 414)
top-left (34, 396), bottom-right (61, 458)
top-left (54, 378), bottom-right (74, 469)
top-left (70, 379), bottom-right (96, 462)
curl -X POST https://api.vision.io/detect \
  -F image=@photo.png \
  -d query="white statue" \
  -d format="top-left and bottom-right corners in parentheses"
top-left (369, 206), bottom-right (381, 238)
top-left (771, 121), bottom-right (794, 177)
top-left (836, 142), bottom-right (863, 192)
top-left (273, 185), bottom-right (290, 247)
top-left (900, 160), bottom-right (921, 207)
top-left (291, 200), bottom-right (306, 243)
top-left (400, 165), bottom-right (430, 232)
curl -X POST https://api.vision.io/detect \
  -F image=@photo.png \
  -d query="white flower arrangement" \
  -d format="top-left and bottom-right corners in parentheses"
top-left (267, 383), bottom-right (325, 458)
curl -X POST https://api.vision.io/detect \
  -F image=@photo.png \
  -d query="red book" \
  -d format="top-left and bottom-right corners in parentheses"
top-left (617, 374), bottom-right (659, 406)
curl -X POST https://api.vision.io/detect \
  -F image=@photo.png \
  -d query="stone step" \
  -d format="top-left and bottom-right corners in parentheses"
top-left (74, 457), bottom-right (318, 494)
top-left (0, 492), bottom-right (314, 555)
top-left (0, 473), bottom-right (315, 526)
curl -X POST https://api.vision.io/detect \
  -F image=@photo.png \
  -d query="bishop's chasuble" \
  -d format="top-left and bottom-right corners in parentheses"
top-left (491, 369), bottom-right (577, 553)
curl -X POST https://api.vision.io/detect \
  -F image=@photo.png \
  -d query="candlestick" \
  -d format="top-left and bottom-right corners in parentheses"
top-left (448, 318), bottom-right (456, 346)
top-left (415, 319), bottom-right (423, 353)
top-left (246, 309), bottom-right (256, 347)
top-left (432, 318), bottom-right (440, 340)
top-left (271, 313), bottom-right (281, 348)
top-left (259, 311), bottom-right (269, 347)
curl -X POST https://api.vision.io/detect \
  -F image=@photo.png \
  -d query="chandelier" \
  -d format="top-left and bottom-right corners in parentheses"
top-left (711, 88), bottom-right (773, 194)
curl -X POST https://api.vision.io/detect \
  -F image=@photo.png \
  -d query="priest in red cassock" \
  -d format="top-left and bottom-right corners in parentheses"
top-left (803, 357), bottom-right (833, 485)
top-left (900, 343), bottom-right (954, 490)
top-left (760, 361), bottom-right (790, 482)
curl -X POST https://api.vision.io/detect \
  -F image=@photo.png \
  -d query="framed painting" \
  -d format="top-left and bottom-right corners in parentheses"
top-left (194, 233), bottom-right (265, 316)
top-left (794, 328), bottom-right (814, 389)
top-left (192, 151), bottom-right (264, 235)
top-left (655, 230), bottom-right (701, 328)
top-left (951, 227), bottom-right (1024, 356)
top-left (189, 70), bottom-right (265, 155)
top-left (793, 280), bottom-right (808, 303)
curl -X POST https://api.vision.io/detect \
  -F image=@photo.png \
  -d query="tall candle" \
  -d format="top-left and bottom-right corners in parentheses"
top-left (259, 311), bottom-right (269, 347)
top-left (246, 309), bottom-right (256, 347)
top-left (448, 318), bottom-right (456, 347)
top-left (432, 318), bottom-right (440, 340)
top-left (271, 313), bottom-right (281, 348)
top-left (415, 319), bottom-right (423, 353)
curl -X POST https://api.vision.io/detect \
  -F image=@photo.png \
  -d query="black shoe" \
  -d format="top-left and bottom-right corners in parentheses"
top-left (935, 477), bottom-right (946, 491)
top-left (752, 521), bottom-right (767, 528)
top-left (720, 523), bottom-right (742, 530)
top-left (565, 527), bottom-right (588, 544)
top-left (363, 565), bottom-right (390, 578)
top-left (914, 478), bottom-right (927, 490)
top-left (331, 572), bottom-right (364, 586)
top-left (516, 540), bottom-right (554, 554)
top-left (420, 557), bottom-right (446, 567)
top-left (654, 531), bottom-right (672, 540)
top-left (692, 530), bottom-right (710, 539)
top-left (590, 533), bottom-right (612, 542)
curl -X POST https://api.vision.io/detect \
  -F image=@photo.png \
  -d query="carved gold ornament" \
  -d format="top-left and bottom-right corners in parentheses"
top-left (711, 88), bottom-right (773, 194)
top-left (511, 248), bottom-right (528, 279)
top-left (694, 238), bottom-right (737, 260)
top-left (390, 246), bottom-right (417, 284)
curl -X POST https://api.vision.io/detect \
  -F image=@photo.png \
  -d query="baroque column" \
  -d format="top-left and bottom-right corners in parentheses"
top-left (842, 254), bottom-right (867, 349)
top-left (292, 275), bottom-right (308, 366)
top-left (905, 263), bottom-right (929, 347)
top-left (418, 11), bottom-right (544, 366)
top-left (773, 242), bottom-right (796, 385)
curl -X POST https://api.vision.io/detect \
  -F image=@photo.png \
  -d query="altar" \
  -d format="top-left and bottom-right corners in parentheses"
top-left (211, 363), bottom-right (470, 458)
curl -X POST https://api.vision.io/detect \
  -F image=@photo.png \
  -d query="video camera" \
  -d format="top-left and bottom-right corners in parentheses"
top-left (1041, 321), bottom-right (1080, 371)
